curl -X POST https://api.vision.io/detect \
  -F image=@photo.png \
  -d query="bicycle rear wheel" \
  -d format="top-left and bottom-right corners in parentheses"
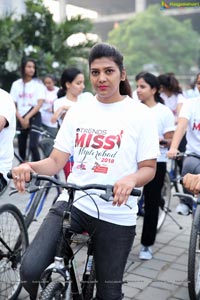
top-left (188, 205), bottom-right (200, 300)
top-left (0, 203), bottom-right (29, 300)
top-left (157, 172), bottom-right (171, 232)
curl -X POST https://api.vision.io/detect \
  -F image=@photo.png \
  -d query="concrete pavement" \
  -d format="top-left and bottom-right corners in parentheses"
top-left (0, 179), bottom-right (193, 300)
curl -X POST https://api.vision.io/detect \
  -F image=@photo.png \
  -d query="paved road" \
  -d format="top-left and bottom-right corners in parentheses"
top-left (1, 179), bottom-right (193, 300)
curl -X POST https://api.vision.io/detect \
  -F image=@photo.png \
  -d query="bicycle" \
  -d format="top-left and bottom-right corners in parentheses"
top-left (14, 124), bottom-right (56, 163)
top-left (0, 203), bottom-right (29, 299)
top-left (172, 152), bottom-right (200, 300)
top-left (12, 125), bottom-right (61, 229)
top-left (8, 172), bottom-right (141, 300)
top-left (137, 150), bottom-right (183, 232)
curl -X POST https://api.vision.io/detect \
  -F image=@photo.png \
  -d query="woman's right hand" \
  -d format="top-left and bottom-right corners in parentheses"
top-left (183, 173), bottom-right (200, 195)
top-left (167, 147), bottom-right (179, 159)
top-left (11, 163), bottom-right (34, 193)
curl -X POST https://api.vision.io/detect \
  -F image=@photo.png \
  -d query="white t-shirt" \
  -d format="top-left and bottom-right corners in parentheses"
top-left (55, 96), bottom-right (159, 226)
top-left (0, 89), bottom-right (16, 180)
top-left (179, 97), bottom-right (200, 155)
top-left (160, 92), bottom-right (186, 117)
top-left (183, 86), bottom-right (200, 99)
top-left (10, 78), bottom-right (46, 116)
top-left (150, 103), bottom-right (175, 162)
top-left (41, 86), bottom-right (59, 128)
top-left (53, 92), bottom-right (94, 126)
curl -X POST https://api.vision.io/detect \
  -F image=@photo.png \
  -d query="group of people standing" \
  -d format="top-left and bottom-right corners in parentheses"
top-left (9, 58), bottom-right (93, 180)
top-left (1, 42), bottom-right (200, 300)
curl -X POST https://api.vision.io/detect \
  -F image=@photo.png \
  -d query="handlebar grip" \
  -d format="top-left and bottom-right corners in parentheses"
top-left (131, 189), bottom-right (141, 197)
top-left (7, 171), bottom-right (33, 180)
top-left (159, 140), bottom-right (168, 146)
top-left (7, 171), bottom-right (13, 179)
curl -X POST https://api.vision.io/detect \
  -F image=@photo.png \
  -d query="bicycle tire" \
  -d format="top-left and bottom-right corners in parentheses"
top-left (157, 172), bottom-right (171, 232)
top-left (38, 281), bottom-right (65, 300)
top-left (188, 205), bottom-right (200, 300)
top-left (0, 203), bottom-right (29, 300)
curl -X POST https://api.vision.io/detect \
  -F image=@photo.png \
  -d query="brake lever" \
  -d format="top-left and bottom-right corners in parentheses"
top-left (26, 179), bottom-right (41, 193)
top-left (100, 185), bottom-right (132, 209)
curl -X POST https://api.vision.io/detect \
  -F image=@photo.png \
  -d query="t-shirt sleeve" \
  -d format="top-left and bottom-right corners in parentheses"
top-left (35, 83), bottom-right (46, 101)
top-left (179, 101), bottom-right (192, 120)
top-left (10, 82), bottom-right (17, 103)
top-left (53, 105), bottom-right (77, 155)
top-left (163, 108), bottom-right (176, 134)
top-left (177, 93), bottom-right (186, 104)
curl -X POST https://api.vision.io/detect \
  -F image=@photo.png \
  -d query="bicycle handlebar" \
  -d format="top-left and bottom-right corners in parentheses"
top-left (16, 124), bottom-right (56, 139)
top-left (7, 172), bottom-right (141, 198)
top-left (172, 152), bottom-right (200, 160)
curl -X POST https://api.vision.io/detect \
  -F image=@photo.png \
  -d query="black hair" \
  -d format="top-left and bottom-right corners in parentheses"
top-left (21, 57), bottom-right (37, 79)
top-left (57, 67), bottom-right (83, 98)
top-left (195, 72), bottom-right (200, 83)
top-left (135, 71), bottom-right (164, 104)
top-left (158, 73), bottom-right (182, 94)
top-left (88, 43), bottom-right (132, 97)
top-left (43, 74), bottom-right (57, 83)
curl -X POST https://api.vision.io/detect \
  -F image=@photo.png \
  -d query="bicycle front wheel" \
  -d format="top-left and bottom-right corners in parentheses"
top-left (157, 172), bottom-right (171, 232)
top-left (0, 203), bottom-right (29, 300)
top-left (83, 262), bottom-right (96, 300)
top-left (188, 205), bottom-right (200, 300)
top-left (39, 281), bottom-right (65, 300)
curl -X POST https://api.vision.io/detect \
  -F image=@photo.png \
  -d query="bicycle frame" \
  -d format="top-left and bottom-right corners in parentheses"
top-left (40, 209), bottom-right (93, 299)
top-left (7, 173), bottom-right (141, 300)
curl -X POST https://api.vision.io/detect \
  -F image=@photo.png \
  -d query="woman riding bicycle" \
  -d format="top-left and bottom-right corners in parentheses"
top-left (168, 89), bottom-right (200, 215)
top-left (11, 43), bottom-right (159, 300)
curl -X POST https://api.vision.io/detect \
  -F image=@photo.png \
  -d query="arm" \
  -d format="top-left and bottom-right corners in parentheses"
top-left (160, 131), bottom-right (174, 148)
top-left (167, 117), bottom-right (188, 158)
top-left (176, 102), bottom-right (183, 118)
top-left (0, 115), bottom-right (7, 132)
top-left (51, 105), bottom-right (71, 124)
top-left (183, 173), bottom-right (200, 195)
top-left (112, 159), bottom-right (156, 206)
top-left (11, 148), bottom-right (70, 192)
top-left (23, 99), bottom-right (44, 126)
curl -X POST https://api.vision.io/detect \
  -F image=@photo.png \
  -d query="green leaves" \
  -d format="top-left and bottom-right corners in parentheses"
top-left (108, 4), bottom-right (200, 78)
top-left (0, 0), bottom-right (94, 91)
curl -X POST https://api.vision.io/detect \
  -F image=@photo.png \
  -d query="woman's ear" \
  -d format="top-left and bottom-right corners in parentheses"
top-left (121, 69), bottom-right (126, 81)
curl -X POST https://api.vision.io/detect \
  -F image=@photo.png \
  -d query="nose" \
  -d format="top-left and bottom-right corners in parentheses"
top-left (98, 72), bottom-right (106, 83)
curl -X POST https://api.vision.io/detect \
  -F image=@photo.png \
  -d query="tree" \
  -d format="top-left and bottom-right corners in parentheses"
top-left (107, 5), bottom-right (200, 77)
top-left (0, 0), bottom-right (96, 91)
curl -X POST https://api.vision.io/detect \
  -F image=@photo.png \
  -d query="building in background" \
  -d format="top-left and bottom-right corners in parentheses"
top-left (0, 0), bottom-right (25, 18)
top-left (0, 0), bottom-right (200, 41)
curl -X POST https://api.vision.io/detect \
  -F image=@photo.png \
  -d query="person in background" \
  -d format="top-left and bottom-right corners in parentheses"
top-left (136, 72), bottom-right (175, 260)
top-left (10, 58), bottom-right (45, 162)
top-left (11, 42), bottom-right (159, 300)
top-left (51, 67), bottom-right (93, 179)
top-left (158, 72), bottom-right (186, 123)
top-left (167, 88), bottom-right (200, 215)
top-left (41, 74), bottom-right (59, 137)
top-left (158, 72), bottom-right (187, 212)
top-left (183, 73), bottom-right (200, 99)
top-left (0, 88), bottom-right (16, 194)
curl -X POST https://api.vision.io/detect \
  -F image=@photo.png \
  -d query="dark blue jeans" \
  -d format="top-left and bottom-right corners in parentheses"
top-left (20, 201), bottom-right (136, 300)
